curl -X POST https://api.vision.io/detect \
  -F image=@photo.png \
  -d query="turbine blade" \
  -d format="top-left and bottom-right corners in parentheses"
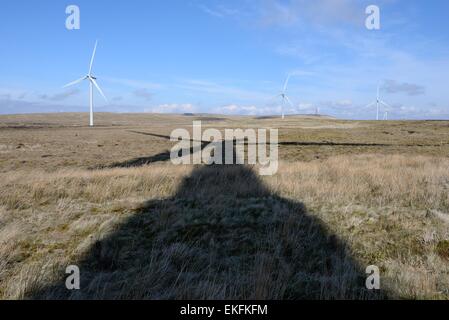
top-left (380, 100), bottom-right (391, 108)
top-left (283, 74), bottom-right (291, 92)
top-left (89, 40), bottom-right (98, 75)
top-left (365, 102), bottom-right (375, 108)
top-left (91, 78), bottom-right (108, 102)
top-left (63, 77), bottom-right (85, 88)
top-left (284, 95), bottom-right (294, 108)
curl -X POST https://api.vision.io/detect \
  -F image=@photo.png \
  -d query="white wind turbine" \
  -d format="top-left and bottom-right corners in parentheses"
top-left (276, 74), bottom-right (294, 119)
top-left (366, 83), bottom-right (390, 121)
top-left (63, 40), bottom-right (107, 127)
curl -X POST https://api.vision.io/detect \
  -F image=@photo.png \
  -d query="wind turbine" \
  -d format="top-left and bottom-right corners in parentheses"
top-left (366, 83), bottom-right (390, 121)
top-left (63, 40), bottom-right (107, 127)
top-left (276, 74), bottom-right (294, 119)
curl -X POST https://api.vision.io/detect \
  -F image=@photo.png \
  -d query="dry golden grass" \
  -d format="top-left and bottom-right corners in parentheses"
top-left (0, 113), bottom-right (448, 299)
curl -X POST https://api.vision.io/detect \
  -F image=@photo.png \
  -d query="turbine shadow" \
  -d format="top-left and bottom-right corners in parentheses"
top-left (279, 141), bottom-right (390, 147)
top-left (93, 150), bottom-right (172, 169)
top-left (30, 142), bottom-right (388, 299)
top-left (92, 131), bottom-right (210, 169)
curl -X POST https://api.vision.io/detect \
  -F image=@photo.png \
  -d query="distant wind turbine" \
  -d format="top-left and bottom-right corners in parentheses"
top-left (366, 83), bottom-right (390, 121)
top-left (63, 40), bottom-right (107, 127)
top-left (276, 74), bottom-right (294, 119)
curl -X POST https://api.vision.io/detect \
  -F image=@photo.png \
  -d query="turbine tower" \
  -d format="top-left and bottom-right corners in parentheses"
top-left (366, 83), bottom-right (390, 121)
top-left (276, 74), bottom-right (294, 119)
top-left (63, 40), bottom-right (107, 127)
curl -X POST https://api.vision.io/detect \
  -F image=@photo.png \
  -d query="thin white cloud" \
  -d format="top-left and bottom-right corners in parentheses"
top-left (253, 0), bottom-right (367, 28)
top-left (39, 88), bottom-right (80, 101)
top-left (145, 103), bottom-right (197, 114)
top-left (176, 79), bottom-right (272, 101)
top-left (133, 88), bottom-right (153, 101)
top-left (219, 104), bottom-right (260, 115)
top-left (382, 79), bottom-right (426, 96)
top-left (17, 92), bottom-right (27, 100)
top-left (102, 77), bottom-right (162, 90)
top-left (197, 3), bottom-right (240, 18)
top-left (198, 5), bottom-right (225, 18)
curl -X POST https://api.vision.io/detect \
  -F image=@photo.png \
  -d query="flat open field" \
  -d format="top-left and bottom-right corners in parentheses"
top-left (1, 113), bottom-right (449, 299)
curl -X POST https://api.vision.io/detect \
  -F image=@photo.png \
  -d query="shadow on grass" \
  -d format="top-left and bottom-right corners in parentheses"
top-left (92, 129), bottom-right (448, 170)
top-left (91, 131), bottom-right (210, 169)
top-left (279, 141), bottom-right (390, 147)
top-left (96, 140), bottom-right (391, 170)
top-left (30, 141), bottom-right (388, 299)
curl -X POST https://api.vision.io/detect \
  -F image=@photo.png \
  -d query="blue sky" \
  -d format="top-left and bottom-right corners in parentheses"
top-left (1, 0), bottom-right (449, 119)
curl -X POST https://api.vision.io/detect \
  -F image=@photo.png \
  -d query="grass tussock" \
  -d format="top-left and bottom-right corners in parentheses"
top-left (271, 154), bottom-right (449, 211)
